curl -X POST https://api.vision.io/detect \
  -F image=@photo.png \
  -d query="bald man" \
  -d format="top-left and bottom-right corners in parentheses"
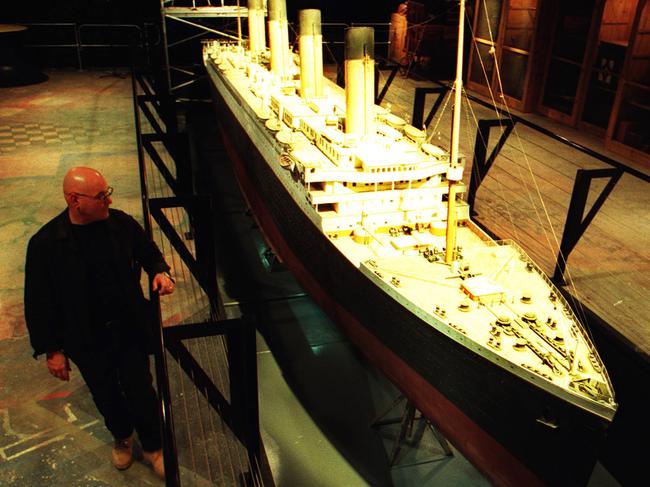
top-left (24, 167), bottom-right (174, 479)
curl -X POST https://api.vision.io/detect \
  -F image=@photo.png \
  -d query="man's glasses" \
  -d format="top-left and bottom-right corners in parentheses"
top-left (68, 186), bottom-right (114, 201)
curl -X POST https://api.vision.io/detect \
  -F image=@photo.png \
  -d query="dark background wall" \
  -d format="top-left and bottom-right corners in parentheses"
top-left (5, 0), bottom-right (161, 23)
top-left (6, 0), bottom-right (405, 24)
top-left (288, 0), bottom-right (403, 23)
top-left (5, 1), bottom-right (457, 71)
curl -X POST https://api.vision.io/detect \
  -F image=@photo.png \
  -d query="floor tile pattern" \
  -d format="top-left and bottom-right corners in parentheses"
top-left (0, 123), bottom-right (131, 153)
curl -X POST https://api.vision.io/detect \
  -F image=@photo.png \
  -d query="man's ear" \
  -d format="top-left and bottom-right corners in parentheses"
top-left (68, 194), bottom-right (80, 208)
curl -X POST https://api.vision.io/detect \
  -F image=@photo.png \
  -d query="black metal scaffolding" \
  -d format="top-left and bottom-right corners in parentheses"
top-left (131, 67), bottom-right (269, 486)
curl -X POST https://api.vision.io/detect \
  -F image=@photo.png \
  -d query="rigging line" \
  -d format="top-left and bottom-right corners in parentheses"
top-left (320, 31), bottom-right (340, 70)
top-left (464, 3), bottom-right (523, 238)
top-left (490, 62), bottom-right (559, 260)
top-left (487, 64), bottom-right (593, 334)
top-left (369, 36), bottom-right (417, 122)
top-left (507, 138), bottom-right (647, 296)
top-left (360, 222), bottom-right (392, 249)
top-left (461, 88), bottom-right (522, 241)
top-left (474, 0), bottom-right (559, 247)
top-left (426, 87), bottom-right (453, 143)
top-left (472, 0), bottom-right (560, 290)
top-left (471, 1), bottom-right (594, 333)
top-left (404, 14), bottom-right (441, 31)
top-left (377, 71), bottom-right (419, 124)
top-left (489, 242), bottom-right (519, 280)
top-left (287, 19), bottom-right (299, 55)
top-left (469, 3), bottom-right (505, 122)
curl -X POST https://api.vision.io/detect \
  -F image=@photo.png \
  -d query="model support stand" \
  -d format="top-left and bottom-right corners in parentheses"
top-left (372, 394), bottom-right (453, 467)
top-left (261, 245), bottom-right (285, 273)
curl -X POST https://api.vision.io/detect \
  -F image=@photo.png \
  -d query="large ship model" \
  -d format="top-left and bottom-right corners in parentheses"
top-left (204, 1), bottom-right (617, 485)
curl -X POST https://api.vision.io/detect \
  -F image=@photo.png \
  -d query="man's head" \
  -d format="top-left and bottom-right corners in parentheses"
top-left (63, 167), bottom-right (113, 224)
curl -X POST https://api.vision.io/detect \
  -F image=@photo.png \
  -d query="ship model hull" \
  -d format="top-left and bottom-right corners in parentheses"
top-left (207, 62), bottom-right (611, 486)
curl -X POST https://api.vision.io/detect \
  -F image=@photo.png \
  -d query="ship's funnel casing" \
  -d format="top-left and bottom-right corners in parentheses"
top-left (268, 0), bottom-right (291, 78)
top-left (345, 27), bottom-right (375, 138)
top-left (247, 0), bottom-right (266, 56)
top-left (298, 9), bottom-right (323, 99)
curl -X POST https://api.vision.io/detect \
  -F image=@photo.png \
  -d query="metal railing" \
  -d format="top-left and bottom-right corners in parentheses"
top-left (132, 68), bottom-right (266, 486)
top-left (21, 22), bottom-right (158, 69)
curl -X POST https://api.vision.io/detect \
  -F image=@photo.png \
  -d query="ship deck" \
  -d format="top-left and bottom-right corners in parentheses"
top-left (352, 66), bottom-right (650, 363)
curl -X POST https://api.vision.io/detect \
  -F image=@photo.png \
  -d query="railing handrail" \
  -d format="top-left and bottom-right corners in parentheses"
top-left (20, 22), bottom-right (155, 70)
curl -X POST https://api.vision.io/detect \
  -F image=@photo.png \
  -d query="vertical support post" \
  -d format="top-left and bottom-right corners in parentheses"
top-left (193, 194), bottom-right (221, 318)
top-left (411, 86), bottom-right (450, 129)
top-left (467, 119), bottom-right (516, 211)
top-left (376, 62), bottom-right (400, 104)
top-left (553, 171), bottom-right (590, 285)
top-left (553, 168), bottom-right (623, 284)
top-left (159, 0), bottom-right (172, 97)
top-left (131, 70), bottom-right (153, 245)
top-left (243, 318), bottom-right (260, 469)
top-left (74, 24), bottom-right (83, 70)
top-left (228, 317), bottom-right (260, 473)
top-left (153, 296), bottom-right (181, 487)
top-left (170, 131), bottom-right (192, 197)
top-left (158, 1), bottom-right (178, 135)
top-left (412, 86), bottom-right (428, 129)
top-left (467, 121), bottom-right (489, 210)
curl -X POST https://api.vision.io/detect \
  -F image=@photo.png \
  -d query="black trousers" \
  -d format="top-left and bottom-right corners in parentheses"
top-left (72, 322), bottom-right (162, 452)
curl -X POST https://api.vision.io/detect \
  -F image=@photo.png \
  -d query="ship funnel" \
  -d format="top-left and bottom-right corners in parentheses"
top-left (345, 27), bottom-right (375, 138)
top-left (268, 0), bottom-right (291, 79)
top-left (298, 9), bottom-right (323, 99)
top-left (247, 0), bottom-right (266, 57)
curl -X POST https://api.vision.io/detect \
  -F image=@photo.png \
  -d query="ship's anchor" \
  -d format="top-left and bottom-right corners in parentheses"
top-left (372, 394), bottom-right (453, 467)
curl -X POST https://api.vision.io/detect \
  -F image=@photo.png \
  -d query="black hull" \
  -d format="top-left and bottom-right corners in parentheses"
top-left (207, 65), bottom-right (611, 487)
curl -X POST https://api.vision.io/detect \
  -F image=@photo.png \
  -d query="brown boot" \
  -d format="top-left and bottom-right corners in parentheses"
top-left (142, 448), bottom-right (165, 480)
top-left (111, 433), bottom-right (135, 470)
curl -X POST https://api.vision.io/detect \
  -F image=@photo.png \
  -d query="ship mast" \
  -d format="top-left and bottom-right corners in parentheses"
top-left (445, 0), bottom-right (465, 264)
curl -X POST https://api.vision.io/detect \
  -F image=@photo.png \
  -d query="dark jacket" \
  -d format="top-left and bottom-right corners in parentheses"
top-left (24, 208), bottom-right (170, 359)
